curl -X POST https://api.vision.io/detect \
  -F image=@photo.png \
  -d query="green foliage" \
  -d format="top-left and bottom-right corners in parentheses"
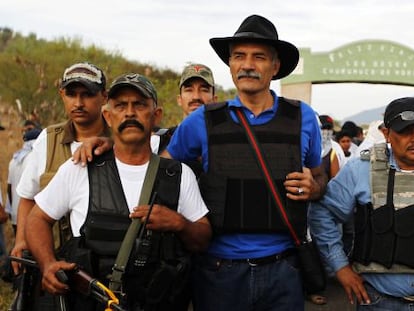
top-left (0, 28), bottom-right (236, 128)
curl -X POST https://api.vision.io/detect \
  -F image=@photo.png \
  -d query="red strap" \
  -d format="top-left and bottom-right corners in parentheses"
top-left (235, 109), bottom-right (301, 245)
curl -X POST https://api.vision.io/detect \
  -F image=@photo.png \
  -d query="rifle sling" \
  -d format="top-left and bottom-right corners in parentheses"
top-left (109, 153), bottom-right (160, 291)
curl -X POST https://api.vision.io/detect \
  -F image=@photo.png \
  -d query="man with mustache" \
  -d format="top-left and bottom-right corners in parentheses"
top-left (309, 97), bottom-right (414, 310)
top-left (162, 15), bottom-right (327, 311)
top-left (10, 62), bottom-right (110, 309)
top-left (70, 16), bottom-right (326, 310)
top-left (25, 73), bottom-right (211, 311)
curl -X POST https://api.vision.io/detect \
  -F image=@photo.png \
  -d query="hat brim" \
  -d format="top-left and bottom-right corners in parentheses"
top-left (61, 79), bottom-right (102, 94)
top-left (180, 75), bottom-right (214, 88)
top-left (209, 37), bottom-right (299, 80)
top-left (390, 119), bottom-right (414, 133)
top-left (108, 82), bottom-right (152, 100)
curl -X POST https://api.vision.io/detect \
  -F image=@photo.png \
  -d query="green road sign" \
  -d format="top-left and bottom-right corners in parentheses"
top-left (282, 40), bottom-right (414, 86)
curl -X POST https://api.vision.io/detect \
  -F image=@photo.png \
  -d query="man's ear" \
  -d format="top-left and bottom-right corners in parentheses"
top-left (177, 94), bottom-right (183, 107)
top-left (272, 59), bottom-right (281, 78)
top-left (153, 107), bottom-right (163, 128)
top-left (102, 107), bottom-right (112, 128)
top-left (382, 128), bottom-right (390, 142)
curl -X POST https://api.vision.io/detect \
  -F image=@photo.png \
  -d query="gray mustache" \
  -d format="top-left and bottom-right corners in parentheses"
top-left (237, 70), bottom-right (261, 80)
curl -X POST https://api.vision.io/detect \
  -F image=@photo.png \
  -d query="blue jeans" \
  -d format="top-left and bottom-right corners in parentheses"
top-left (191, 252), bottom-right (304, 311)
top-left (358, 283), bottom-right (414, 311)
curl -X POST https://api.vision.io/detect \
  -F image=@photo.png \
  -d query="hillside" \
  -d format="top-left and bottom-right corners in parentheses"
top-left (341, 105), bottom-right (386, 126)
top-left (0, 27), bottom-right (235, 129)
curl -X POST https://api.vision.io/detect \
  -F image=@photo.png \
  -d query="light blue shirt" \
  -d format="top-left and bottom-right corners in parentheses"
top-left (167, 91), bottom-right (322, 259)
top-left (309, 149), bottom-right (414, 297)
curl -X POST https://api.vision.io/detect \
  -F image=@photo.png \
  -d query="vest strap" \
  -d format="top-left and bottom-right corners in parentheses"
top-left (109, 153), bottom-right (160, 291)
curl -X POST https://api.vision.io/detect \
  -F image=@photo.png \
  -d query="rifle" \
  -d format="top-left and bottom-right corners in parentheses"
top-left (9, 255), bottom-right (127, 311)
top-left (8, 250), bottom-right (40, 311)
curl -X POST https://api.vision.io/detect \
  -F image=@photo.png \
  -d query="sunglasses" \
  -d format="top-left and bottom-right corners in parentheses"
top-left (387, 111), bottom-right (414, 126)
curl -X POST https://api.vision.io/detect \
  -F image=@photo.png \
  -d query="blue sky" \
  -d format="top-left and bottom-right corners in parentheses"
top-left (1, 0), bottom-right (414, 121)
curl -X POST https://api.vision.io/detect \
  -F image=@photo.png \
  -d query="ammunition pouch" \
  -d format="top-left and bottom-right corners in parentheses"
top-left (81, 213), bottom-right (131, 257)
top-left (353, 204), bottom-right (414, 269)
top-left (123, 232), bottom-right (191, 310)
top-left (58, 236), bottom-right (114, 295)
top-left (199, 172), bottom-right (307, 235)
top-left (58, 238), bottom-right (95, 275)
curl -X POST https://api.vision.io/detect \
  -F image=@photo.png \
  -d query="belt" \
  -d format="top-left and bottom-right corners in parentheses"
top-left (231, 248), bottom-right (296, 266)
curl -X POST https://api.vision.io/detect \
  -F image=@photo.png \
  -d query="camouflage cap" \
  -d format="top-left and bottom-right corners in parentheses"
top-left (179, 63), bottom-right (214, 88)
top-left (61, 62), bottom-right (106, 93)
top-left (108, 73), bottom-right (157, 105)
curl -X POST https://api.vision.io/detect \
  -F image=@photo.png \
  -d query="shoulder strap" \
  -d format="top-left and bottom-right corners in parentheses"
top-left (109, 153), bottom-right (161, 291)
top-left (204, 101), bottom-right (227, 112)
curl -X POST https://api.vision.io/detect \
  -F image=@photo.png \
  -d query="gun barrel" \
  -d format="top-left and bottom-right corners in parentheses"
top-left (9, 255), bottom-right (39, 268)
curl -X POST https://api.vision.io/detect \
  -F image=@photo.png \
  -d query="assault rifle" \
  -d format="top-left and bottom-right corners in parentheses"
top-left (8, 250), bottom-right (40, 311)
top-left (9, 255), bottom-right (127, 311)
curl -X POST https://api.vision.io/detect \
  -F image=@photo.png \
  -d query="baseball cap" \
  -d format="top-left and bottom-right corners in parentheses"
top-left (179, 63), bottom-right (214, 88)
top-left (319, 115), bottom-right (334, 130)
top-left (60, 62), bottom-right (106, 93)
top-left (108, 73), bottom-right (157, 105)
top-left (384, 97), bottom-right (414, 132)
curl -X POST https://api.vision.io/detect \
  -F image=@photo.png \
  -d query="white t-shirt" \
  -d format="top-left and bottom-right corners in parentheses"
top-left (331, 140), bottom-right (347, 168)
top-left (16, 129), bottom-right (82, 200)
top-left (34, 156), bottom-right (208, 237)
top-left (7, 153), bottom-right (31, 224)
top-left (17, 129), bottom-right (161, 200)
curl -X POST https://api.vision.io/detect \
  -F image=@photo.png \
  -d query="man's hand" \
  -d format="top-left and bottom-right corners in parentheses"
top-left (130, 204), bottom-right (212, 252)
top-left (131, 204), bottom-right (185, 232)
top-left (284, 167), bottom-right (316, 201)
top-left (41, 260), bottom-right (76, 295)
top-left (284, 166), bottom-right (327, 201)
top-left (72, 136), bottom-right (114, 166)
top-left (10, 241), bottom-right (28, 274)
top-left (336, 265), bottom-right (370, 305)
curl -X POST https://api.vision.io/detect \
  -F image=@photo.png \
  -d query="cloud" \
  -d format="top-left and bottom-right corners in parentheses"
top-left (2, 0), bottom-right (414, 120)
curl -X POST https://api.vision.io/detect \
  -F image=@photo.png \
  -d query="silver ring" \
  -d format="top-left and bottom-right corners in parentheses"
top-left (297, 187), bottom-right (304, 195)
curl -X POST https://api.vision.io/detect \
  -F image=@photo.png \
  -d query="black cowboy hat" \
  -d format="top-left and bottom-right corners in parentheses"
top-left (209, 15), bottom-right (299, 80)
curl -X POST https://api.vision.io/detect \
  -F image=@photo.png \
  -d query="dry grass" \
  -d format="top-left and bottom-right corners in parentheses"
top-left (0, 105), bottom-right (26, 310)
top-left (0, 279), bottom-right (14, 309)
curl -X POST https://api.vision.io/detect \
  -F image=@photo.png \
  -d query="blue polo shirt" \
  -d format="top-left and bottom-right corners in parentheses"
top-left (167, 91), bottom-right (322, 259)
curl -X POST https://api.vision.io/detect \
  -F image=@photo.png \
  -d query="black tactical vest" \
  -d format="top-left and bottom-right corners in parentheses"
top-left (199, 98), bottom-right (307, 236)
top-left (353, 144), bottom-right (414, 272)
top-left (73, 150), bottom-right (190, 310)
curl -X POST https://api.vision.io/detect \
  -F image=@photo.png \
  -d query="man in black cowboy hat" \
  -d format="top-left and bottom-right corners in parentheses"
top-left (163, 15), bottom-right (327, 311)
top-left (71, 14), bottom-right (327, 311)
